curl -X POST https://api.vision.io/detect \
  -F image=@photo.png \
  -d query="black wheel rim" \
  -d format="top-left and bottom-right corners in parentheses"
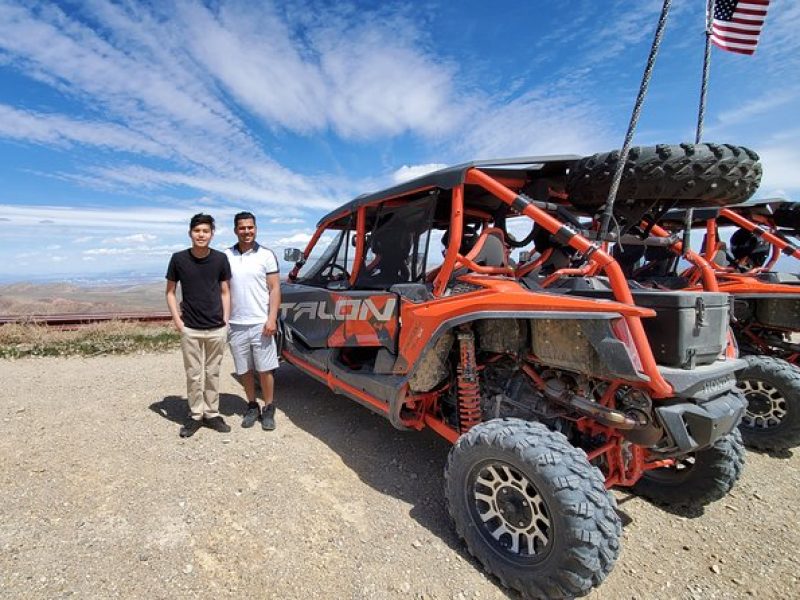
top-left (738, 378), bottom-right (788, 430)
top-left (467, 460), bottom-right (553, 564)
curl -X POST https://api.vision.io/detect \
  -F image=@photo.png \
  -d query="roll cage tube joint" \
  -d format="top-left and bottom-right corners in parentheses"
top-left (462, 168), bottom-right (673, 398)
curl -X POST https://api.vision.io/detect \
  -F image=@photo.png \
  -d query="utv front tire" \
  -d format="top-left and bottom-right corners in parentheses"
top-left (736, 355), bottom-right (800, 450)
top-left (445, 419), bottom-right (621, 600)
top-left (632, 429), bottom-right (745, 509)
top-left (567, 143), bottom-right (761, 210)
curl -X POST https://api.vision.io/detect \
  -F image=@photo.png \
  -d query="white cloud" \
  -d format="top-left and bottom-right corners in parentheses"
top-left (275, 232), bottom-right (313, 246)
top-left (83, 243), bottom-right (182, 257)
top-left (715, 90), bottom-right (800, 127)
top-left (0, 3), bottom-right (243, 136)
top-left (757, 145), bottom-right (800, 195)
top-left (461, 89), bottom-right (608, 159)
top-left (179, 3), bottom-right (463, 139)
top-left (0, 204), bottom-right (190, 230)
top-left (311, 16), bottom-right (464, 139)
top-left (86, 165), bottom-right (340, 211)
top-left (46, 244), bottom-right (62, 250)
top-left (393, 164), bottom-right (448, 184)
top-left (757, 2), bottom-right (800, 75)
top-left (0, 1), bottom-right (345, 217)
top-left (0, 1), bottom-right (467, 156)
top-left (0, 0), bottom-right (606, 230)
top-left (0, 104), bottom-right (165, 155)
top-left (102, 233), bottom-right (157, 244)
top-left (573, 0), bottom-right (686, 64)
top-left (178, 2), bottom-right (328, 135)
top-left (1, 0), bottom-right (797, 283)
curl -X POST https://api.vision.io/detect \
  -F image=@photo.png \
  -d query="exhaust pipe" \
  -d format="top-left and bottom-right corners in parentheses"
top-left (543, 379), bottom-right (642, 430)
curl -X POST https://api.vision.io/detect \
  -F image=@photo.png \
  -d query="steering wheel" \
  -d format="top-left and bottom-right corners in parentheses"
top-left (325, 263), bottom-right (351, 280)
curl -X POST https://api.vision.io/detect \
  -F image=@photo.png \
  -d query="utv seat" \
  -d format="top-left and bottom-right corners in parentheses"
top-left (699, 234), bottom-right (730, 268)
top-left (358, 226), bottom-right (412, 289)
top-left (439, 227), bottom-right (511, 287)
top-left (713, 245), bottom-right (730, 268)
top-left (464, 227), bottom-right (508, 268)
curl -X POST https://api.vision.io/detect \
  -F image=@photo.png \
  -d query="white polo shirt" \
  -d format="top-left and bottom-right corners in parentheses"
top-left (224, 242), bottom-right (279, 326)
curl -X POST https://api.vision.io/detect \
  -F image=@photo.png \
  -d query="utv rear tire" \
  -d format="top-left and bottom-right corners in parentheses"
top-left (445, 419), bottom-right (621, 600)
top-left (566, 143), bottom-right (761, 209)
top-left (631, 429), bottom-right (745, 509)
top-left (736, 355), bottom-right (800, 451)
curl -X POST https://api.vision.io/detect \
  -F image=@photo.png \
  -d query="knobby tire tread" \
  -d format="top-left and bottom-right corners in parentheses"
top-left (566, 143), bottom-right (762, 209)
top-left (444, 418), bottom-right (621, 600)
top-left (632, 429), bottom-right (745, 509)
top-left (737, 355), bottom-right (800, 451)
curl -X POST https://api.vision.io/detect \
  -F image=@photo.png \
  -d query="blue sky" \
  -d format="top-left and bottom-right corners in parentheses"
top-left (0, 0), bottom-right (798, 282)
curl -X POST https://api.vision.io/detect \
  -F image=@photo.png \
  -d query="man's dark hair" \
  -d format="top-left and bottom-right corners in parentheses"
top-left (234, 211), bottom-right (256, 228)
top-left (189, 213), bottom-right (215, 231)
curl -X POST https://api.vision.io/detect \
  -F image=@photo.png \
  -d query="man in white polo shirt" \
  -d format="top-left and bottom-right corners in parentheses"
top-left (225, 211), bottom-right (281, 430)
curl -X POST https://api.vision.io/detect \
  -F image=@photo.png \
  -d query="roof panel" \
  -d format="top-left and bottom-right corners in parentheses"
top-left (317, 155), bottom-right (581, 226)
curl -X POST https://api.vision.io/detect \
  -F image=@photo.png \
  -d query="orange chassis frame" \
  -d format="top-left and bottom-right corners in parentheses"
top-left (283, 168), bottom-right (713, 488)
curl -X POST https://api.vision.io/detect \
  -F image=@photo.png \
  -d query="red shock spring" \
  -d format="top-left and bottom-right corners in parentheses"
top-left (457, 329), bottom-right (482, 432)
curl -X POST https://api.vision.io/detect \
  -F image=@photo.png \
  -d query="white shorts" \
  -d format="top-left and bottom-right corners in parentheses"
top-left (228, 323), bottom-right (279, 375)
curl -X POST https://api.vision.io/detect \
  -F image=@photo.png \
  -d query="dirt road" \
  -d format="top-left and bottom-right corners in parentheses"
top-left (1, 352), bottom-right (798, 599)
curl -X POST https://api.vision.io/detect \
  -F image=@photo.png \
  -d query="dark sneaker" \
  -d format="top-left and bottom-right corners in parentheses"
top-left (242, 403), bottom-right (260, 428)
top-left (261, 403), bottom-right (276, 431)
top-left (203, 416), bottom-right (232, 433)
top-left (179, 418), bottom-right (202, 438)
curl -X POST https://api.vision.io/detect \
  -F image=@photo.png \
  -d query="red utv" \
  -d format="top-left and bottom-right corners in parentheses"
top-left (633, 201), bottom-right (800, 451)
top-left (279, 144), bottom-right (755, 599)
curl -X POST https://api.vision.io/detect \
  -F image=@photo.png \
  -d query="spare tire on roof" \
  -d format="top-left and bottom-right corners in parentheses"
top-left (566, 143), bottom-right (762, 210)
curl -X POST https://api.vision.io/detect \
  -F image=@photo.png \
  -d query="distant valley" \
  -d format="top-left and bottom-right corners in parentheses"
top-left (0, 280), bottom-right (168, 316)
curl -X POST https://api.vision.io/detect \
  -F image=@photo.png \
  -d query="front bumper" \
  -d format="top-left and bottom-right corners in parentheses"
top-left (655, 391), bottom-right (747, 454)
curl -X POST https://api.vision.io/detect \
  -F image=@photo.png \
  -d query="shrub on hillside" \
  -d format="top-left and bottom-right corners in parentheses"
top-left (0, 321), bottom-right (180, 358)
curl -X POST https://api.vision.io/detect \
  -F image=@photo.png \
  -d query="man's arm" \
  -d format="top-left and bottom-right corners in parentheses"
top-left (165, 280), bottom-right (183, 332)
top-left (264, 272), bottom-right (281, 336)
top-left (220, 279), bottom-right (231, 325)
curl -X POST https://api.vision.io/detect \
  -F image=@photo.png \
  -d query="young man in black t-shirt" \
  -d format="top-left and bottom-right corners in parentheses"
top-left (166, 213), bottom-right (233, 438)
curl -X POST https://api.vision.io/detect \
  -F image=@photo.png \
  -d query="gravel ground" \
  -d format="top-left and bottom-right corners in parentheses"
top-left (1, 351), bottom-right (798, 600)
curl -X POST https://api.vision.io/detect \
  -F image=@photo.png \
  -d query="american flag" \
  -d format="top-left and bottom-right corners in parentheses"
top-left (710, 0), bottom-right (770, 55)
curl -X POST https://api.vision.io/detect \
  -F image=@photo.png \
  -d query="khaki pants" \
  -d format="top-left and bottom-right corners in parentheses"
top-left (180, 326), bottom-right (227, 420)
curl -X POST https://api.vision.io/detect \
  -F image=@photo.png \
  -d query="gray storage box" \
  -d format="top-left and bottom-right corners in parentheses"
top-left (754, 297), bottom-right (800, 330)
top-left (558, 283), bottom-right (730, 369)
top-left (631, 290), bottom-right (729, 369)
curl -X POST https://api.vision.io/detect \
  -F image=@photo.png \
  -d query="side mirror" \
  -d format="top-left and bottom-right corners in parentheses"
top-left (518, 250), bottom-right (532, 263)
top-left (284, 248), bottom-right (304, 263)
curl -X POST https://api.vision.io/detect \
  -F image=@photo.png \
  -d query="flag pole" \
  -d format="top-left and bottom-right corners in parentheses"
top-left (598, 0), bottom-right (673, 242)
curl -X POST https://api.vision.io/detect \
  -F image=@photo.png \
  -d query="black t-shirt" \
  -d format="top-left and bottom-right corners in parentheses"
top-left (166, 249), bottom-right (232, 329)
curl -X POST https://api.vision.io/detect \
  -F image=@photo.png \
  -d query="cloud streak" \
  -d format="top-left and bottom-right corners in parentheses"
top-left (0, 104), bottom-right (165, 155)
top-left (0, 203), bottom-right (191, 230)
top-left (0, 1), bottom-right (797, 281)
